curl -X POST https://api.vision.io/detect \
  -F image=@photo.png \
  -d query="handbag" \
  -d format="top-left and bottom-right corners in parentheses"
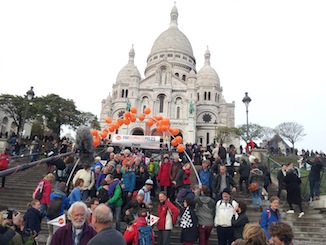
top-left (248, 182), bottom-right (259, 192)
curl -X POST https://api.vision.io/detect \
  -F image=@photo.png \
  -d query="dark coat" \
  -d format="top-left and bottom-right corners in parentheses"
top-left (284, 170), bottom-right (302, 205)
top-left (213, 173), bottom-right (237, 195)
top-left (238, 161), bottom-right (250, 179)
top-left (180, 208), bottom-right (199, 242)
top-left (308, 160), bottom-right (323, 181)
top-left (231, 212), bottom-right (249, 239)
top-left (50, 223), bottom-right (96, 245)
top-left (23, 207), bottom-right (42, 234)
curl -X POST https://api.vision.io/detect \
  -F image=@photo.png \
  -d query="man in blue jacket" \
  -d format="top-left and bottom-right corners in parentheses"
top-left (121, 164), bottom-right (136, 207)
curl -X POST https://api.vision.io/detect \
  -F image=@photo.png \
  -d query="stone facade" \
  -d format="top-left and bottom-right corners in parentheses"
top-left (100, 4), bottom-right (236, 147)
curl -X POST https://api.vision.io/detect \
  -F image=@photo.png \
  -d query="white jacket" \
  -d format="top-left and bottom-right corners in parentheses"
top-left (214, 199), bottom-right (238, 227)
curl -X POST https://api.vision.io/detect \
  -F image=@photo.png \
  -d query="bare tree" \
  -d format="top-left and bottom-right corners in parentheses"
top-left (261, 127), bottom-right (276, 141)
top-left (275, 122), bottom-right (306, 152)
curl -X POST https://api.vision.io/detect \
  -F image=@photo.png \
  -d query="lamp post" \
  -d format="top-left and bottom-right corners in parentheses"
top-left (19, 87), bottom-right (35, 141)
top-left (242, 92), bottom-right (251, 141)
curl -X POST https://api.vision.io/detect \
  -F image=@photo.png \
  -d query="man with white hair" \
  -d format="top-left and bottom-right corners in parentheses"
top-left (50, 201), bottom-right (96, 245)
top-left (87, 204), bottom-right (126, 245)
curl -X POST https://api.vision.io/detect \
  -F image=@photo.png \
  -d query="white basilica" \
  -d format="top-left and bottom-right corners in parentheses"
top-left (100, 4), bottom-right (235, 147)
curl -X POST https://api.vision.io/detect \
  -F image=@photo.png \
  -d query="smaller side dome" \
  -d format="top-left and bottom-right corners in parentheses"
top-left (117, 45), bottom-right (141, 80)
top-left (197, 47), bottom-right (220, 87)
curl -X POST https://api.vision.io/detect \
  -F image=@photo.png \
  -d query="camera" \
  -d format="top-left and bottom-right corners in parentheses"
top-left (2, 209), bottom-right (17, 219)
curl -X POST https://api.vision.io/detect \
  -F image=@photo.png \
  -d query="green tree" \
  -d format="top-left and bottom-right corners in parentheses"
top-left (216, 126), bottom-right (240, 144)
top-left (78, 112), bottom-right (101, 130)
top-left (33, 94), bottom-right (81, 137)
top-left (0, 94), bottom-right (33, 136)
top-left (275, 122), bottom-right (306, 152)
top-left (237, 123), bottom-right (263, 141)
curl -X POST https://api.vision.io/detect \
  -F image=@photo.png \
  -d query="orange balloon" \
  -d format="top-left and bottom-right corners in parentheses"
top-left (108, 126), bottom-right (115, 132)
top-left (112, 122), bottom-right (120, 129)
top-left (130, 107), bottom-right (137, 114)
top-left (175, 136), bottom-right (183, 143)
top-left (144, 107), bottom-right (151, 114)
top-left (169, 128), bottom-right (179, 136)
top-left (118, 118), bottom-right (124, 126)
top-left (100, 131), bottom-right (108, 139)
top-left (177, 144), bottom-right (185, 153)
top-left (124, 111), bottom-right (131, 118)
top-left (123, 118), bottom-right (130, 125)
top-left (161, 124), bottom-right (169, 131)
top-left (130, 115), bottom-right (136, 122)
top-left (156, 125), bottom-right (162, 132)
top-left (138, 114), bottom-right (145, 121)
top-left (91, 129), bottom-right (98, 136)
top-left (105, 117), bottom-right (112, 124)
top-left (93, 137), bottom-right (100, 147)
top-left (147, 118), bottom-right (154, 127)
top-left (171, 139), bottom-right (178, 146)
top-left (161, 118), bottom-right (170, 125)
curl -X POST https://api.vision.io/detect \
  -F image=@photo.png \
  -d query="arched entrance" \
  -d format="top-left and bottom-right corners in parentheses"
top-left (131, 128), bottom-right (144, 135)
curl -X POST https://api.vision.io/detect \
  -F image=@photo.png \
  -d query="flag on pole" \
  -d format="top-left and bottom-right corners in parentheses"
top-left (47, 214), bottom-right (66, 227)
top-left (147, 214), bottom-right (159, 226)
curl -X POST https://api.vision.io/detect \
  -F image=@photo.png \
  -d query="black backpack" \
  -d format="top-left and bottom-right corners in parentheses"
top-left (47, 196), bottom-right (62, 220)
top-left (97, 188), bottom-right (109, 203)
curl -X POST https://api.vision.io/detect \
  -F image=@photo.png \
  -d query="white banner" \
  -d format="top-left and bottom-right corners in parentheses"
top-left (47, 214), bottom-right (66, 227)
top-left (112, 135), bottom-right (161, 149)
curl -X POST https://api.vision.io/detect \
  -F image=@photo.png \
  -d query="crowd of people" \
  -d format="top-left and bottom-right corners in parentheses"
top-left (0, 138), bottom-right (324, 245)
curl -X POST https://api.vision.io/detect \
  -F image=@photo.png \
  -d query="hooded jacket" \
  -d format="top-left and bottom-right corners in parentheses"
top-left (194, 195), bottom-right (215, 226)
top-left (157, 200), bottom-right (179, 230)
top-left (123, 217), bottom-right (155, 245)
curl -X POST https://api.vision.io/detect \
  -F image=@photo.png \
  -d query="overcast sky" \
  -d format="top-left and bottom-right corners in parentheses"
top-left (1, 0), bottom-right (325, 153)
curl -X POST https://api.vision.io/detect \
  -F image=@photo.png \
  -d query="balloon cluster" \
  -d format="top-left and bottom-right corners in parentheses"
top-left (91, 106), bottom-right (185, 152)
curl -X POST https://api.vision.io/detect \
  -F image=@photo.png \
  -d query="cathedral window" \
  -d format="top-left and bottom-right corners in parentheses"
top-left (121, 89), bottom-right (125, 98)
top-left (183, 56), bottom-right (187, 60)
top-left (197, 93), bottom-right (199, 101)
top-left (158, 94), bottom-right (165, 113)
top-left (182, 75), bottom-right (186, 81)
top-left (208, 92), bottom-right (211, 100)
top-left (206, 132), bottom-right (210, 146)
top-left (154, 56), bottom-right (158, 59)
top-left (176, 106), bottom-right (180, 119)
top-left (202, 113), bottom-right (212, 123)
top-left (126, 89), bottom-right (129, 98)
top-left (160, 54), bottom-right (164, 58)
top-left (143, 105), bottom-right (146, 112)
top-left (204, 92), bottom-right (207, 100)
top-left (218, 94), bottom-right (220, 103)
top-left (175, 54), bottom-right (180, 58)
top-left (175, 73), bottom-right (179, 77)
top-left (168, 54), bottom-right (173, 57)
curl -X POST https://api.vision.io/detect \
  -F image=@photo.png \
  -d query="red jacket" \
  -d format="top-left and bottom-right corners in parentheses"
top-left (157, 161), bottom-right (172, 186)
top-left (157, 200), bottom-right (179, 230)
top-left (0, 153), bottom-right (10, 170)
top-left (40, 179), bottom-right (52, 205)
top-left (123, 217), bottom-right (155, 245)
top-left (183, 169), bottom-right (191, 185)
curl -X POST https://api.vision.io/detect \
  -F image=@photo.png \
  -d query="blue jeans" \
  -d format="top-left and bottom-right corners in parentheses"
top-left (252, 186), bottom-right (262, 207)
top-left (40, 203), bottom-right (48, 218)
top-left (112, 206), bottom-right (121, 231)
top-left (309, 179), bottom-right (320, 198)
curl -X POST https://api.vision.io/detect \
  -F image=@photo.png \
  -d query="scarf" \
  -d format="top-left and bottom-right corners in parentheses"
top-left (180, 206), bottom-right (193, 228)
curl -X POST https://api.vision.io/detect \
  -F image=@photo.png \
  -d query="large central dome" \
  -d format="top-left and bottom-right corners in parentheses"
top-left (145, 4), bottom-right (196, 76)
top-left (150, 27), bottom-right (193, 56)
top-left (149, 5), bottom-right (193, 57)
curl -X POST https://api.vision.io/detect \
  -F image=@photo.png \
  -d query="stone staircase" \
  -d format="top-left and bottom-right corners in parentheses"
top-left (0, 160), bottom-right (326, 245)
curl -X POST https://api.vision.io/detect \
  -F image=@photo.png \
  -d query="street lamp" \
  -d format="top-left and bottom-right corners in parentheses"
top-left (214, 120), bottom-right (218, 144)
top-left (242, 92), bottom-right (251, 141)
top-left (19, 87), bottom-right (35, 140)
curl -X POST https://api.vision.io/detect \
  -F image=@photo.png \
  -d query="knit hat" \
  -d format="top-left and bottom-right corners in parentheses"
top-left (145, 179), bottom-right (153, 185)
top-left (222, 188), bottom-right (231, 195)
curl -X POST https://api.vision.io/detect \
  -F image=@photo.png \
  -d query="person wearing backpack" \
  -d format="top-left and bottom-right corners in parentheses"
top-left (260, 196), bottom-right (281, 244)
top-left (214, 188), bottom-right (238, 245)
top-left (123, 208), bottom-right (155, 245)
top-left (46, 182), bottom-right (70, 245)
top-left (148, 157), bottom-right (159, 197)
top-left (35, 173), bottom-right (55, 217)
